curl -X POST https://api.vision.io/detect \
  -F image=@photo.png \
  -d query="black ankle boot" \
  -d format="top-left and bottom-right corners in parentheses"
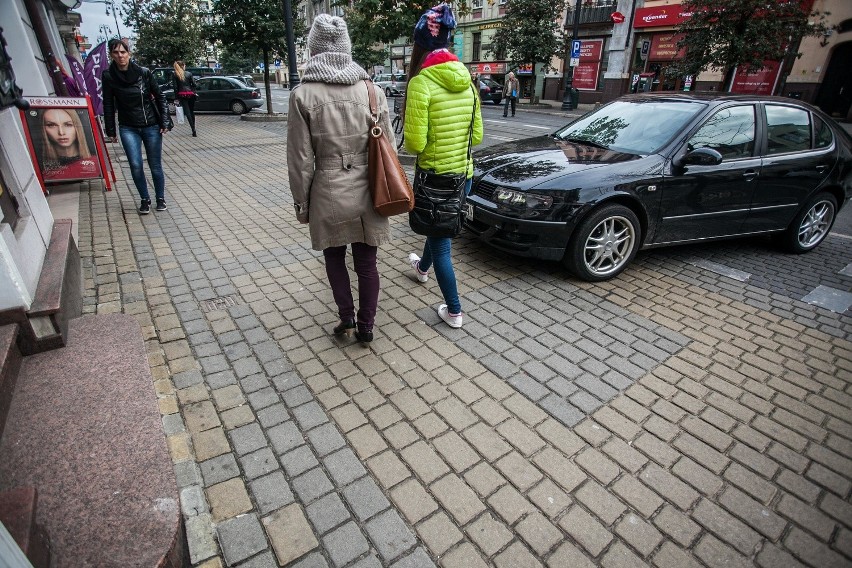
top-left (354, 329), bottom-right (373, 344)
top-left (332, 319), bottom-right (356, 335)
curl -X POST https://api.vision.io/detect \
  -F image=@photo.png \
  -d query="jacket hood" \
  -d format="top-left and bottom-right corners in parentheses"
top-left (419, 59), bottom-right (473, 93)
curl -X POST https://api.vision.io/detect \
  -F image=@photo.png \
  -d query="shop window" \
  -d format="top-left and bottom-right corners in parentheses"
top-left (688, 105), bottom-right (755, 160)
top-left (765, 105), bottom-right (811, 154)
top-left (473, 33), bottom-right (481, 61)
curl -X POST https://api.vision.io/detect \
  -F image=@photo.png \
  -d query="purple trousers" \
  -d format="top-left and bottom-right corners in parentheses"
top-left (323, 242), bottom-right (379, 332)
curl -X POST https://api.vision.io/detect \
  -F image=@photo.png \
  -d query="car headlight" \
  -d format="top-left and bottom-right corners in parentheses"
top-left (494, 188), bottom-right (553, 211)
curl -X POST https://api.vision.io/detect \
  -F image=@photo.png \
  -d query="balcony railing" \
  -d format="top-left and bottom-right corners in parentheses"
top-left (565, 3), bottom-right (617, 26)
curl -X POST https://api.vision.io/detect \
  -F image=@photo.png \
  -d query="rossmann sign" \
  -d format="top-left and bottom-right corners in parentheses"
top-left (633, 5), bottom-right (694, 28)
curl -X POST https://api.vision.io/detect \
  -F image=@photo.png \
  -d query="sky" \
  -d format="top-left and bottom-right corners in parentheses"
top-left (75, 0), bottom-right (128, 46)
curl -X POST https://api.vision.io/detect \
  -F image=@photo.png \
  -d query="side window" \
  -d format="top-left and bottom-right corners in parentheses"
top-left (687, 105), bottom-right (755, 160)
top-left (765, 105), bottom-right (811, 154)
top-left (196, 80), bottom-right (208, 91)
top-left (814, 116), bottom-right (833, 149)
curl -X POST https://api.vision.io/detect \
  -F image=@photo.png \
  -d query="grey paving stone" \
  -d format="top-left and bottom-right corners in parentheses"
top-left (343, 476), bottom-right (392, 521)
top-left (480, 353), bottom-right (516, 379)
top-left (539, 395), bottom-right (584, 427)
top-left (217, 513), bottom-right (267, 565)
top-left (240, 447), bottom-right (280, 480)
top-left (324, 448), bottom-right (369, 486)
top-left (230, 422), bottom-right (268, 456)
top-left (283, 385), bottom-right (315, 408)
top-left (224, 341), bottom-right (252, 362)
top-left (174, 460), bottom-right (202, 489)
top-left (206, 369), bottom-right (238, 389)
top-left (241, 373), bottom-right (272, 394)
top-left (288, 551), bottom-right (331, 568)
top-left (508, 372), bottom-right (551, 401)
top-left (162, 413), bottom-right (185, 436)
top-left (199, 354), bottom-right (229, 375)
top-left (349, 555), bottom-right (383, 568)
top-left (200, 453), bottom-right (240, 486)
top-left (258, 404), bottom-right (290, 429)
top-left (391, 547), bottom-right (436, 568)
top-left (271, 370), bottom-right (304, 393)
top-left (293, 467), bottom-right (335, 504)
top-left (322, 521), bottom-right (371, 568)
top-left (180, 484), bottom-right (209, 517)
top-left (282, 445), bottom-right (321, 478)
top-left (248, 386), bottom-right (281, 411)
top-left (250, 470), bottom-right (295, 515)
top-left (173, 369), bottom-right (204, 389)
top-left (365, 509), bottom-right (418, 562)
top-left (307, 492), bottom-right (352, 535)
top-left (293, 401), bottom-right (330, 430)
top-left (254, 340), bottom-right (285, 363)
top-left (234, 357), bottom-right (264, 379)
top-left (308, 422), bottom-right (347, 457)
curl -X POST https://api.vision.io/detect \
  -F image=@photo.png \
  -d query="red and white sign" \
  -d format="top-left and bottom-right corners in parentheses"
top-left (611, 11), bottom-right (625, 23)
top-left (730, 60), bottom-right (782, 96)
top-left (469, 62), bottom-right (506, 75)
top-left (573, 39), bottom-right (604, 91)
top-left (633, 4), bottom-right (693, 28)
top-left (649, 33), bottom-right (686, 60)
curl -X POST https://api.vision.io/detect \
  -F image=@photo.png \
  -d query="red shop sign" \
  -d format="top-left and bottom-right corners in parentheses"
top-left (611, 11), bottom-right (625, 23)
top-left (574, 38), bottom-right (604, 91)
top-left (649, 33), bottom-right (686, 60)
top-left (633, 4), bottom-right (693, 28)
top-left (469, 62), bottom-right (506, 74)
top-left (730, 60), bottom-right (782, 95)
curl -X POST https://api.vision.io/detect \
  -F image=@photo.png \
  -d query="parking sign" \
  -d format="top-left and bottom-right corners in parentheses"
top-left (571, 40), bottom-right (582, 59)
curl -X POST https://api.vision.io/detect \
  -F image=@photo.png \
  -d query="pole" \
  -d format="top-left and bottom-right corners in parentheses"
top-left (282, 0), bottom-right (300, 89)
top-left (561, 0), bottom-right (582, 110)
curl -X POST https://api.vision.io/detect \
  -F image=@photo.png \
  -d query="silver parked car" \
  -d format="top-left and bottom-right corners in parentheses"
top-left (373, 73), bottom-right (407, 97)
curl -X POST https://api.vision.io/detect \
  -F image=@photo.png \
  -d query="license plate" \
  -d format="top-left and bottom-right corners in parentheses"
top-left (463, 202), bottom-right (474, 221)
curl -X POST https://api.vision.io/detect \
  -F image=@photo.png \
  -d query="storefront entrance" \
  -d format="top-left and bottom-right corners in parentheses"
top-left (815, 41), bottom-right (852, 120)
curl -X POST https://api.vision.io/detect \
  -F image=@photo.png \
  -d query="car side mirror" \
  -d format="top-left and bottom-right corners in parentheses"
top-left (674, 147), bottom-right (723, 168)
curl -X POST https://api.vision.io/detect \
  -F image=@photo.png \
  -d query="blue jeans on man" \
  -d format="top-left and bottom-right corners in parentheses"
top-left (119, 124), bottom-right (165, 202)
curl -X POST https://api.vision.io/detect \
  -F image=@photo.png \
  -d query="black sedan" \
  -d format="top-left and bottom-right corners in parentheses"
top-left (164, 76), bottom-right (264, 115)
top-left (465, 93), bottom-right (852, 281)
top-left (479, 79), bottom-right (503, 105)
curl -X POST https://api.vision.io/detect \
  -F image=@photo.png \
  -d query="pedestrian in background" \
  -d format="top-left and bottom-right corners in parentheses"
top-left (404, 2), bottom-right (483, 329)
top-left (503, 71), bottom-right (520, 117)
top-left (102, 37), bottom-right (170, 214)
top-left (287, 14), bottom-right (395, 345)
top-left (172, 60), bottom-right (198, 137)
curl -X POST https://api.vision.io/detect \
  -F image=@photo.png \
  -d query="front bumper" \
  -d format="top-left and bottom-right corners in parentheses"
top-left (464, 198), bottom-right (571, 261)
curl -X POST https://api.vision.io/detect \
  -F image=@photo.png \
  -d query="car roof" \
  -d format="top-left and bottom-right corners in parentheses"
top-left (618, 92), bottom-right (816, 107)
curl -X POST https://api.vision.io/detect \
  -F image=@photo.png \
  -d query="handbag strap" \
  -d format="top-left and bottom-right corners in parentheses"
top-left (365, 79), bottom-right (379, 129)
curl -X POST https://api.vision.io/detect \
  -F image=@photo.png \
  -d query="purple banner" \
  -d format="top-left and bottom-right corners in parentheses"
top-left (66, 55), bottom-right (88, 95)
top-left (83, 42), bottom-right (108, 115)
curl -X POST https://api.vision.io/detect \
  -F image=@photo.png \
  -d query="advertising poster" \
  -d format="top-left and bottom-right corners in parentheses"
top-left (574, 39), bottom-right (603, 91)
top-left (21, 97), bottom-right (103, 184)
top-left (730, 61), bottom-right (782, 95)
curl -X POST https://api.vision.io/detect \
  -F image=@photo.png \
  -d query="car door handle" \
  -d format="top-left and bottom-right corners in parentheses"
top-left (742, 170), bottom-right (758, 181)
top-left (816, 165), bottom-right (828, 173)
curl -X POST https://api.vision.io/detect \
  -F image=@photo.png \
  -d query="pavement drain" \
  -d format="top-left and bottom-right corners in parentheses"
top-left (418, 274), bottom-right (690, 427)
top-left (801, 285), bottom-right (852, 313)
top-left (200, 294), bottom-right (241, 313)
top-left (689, 258), bottom-right (751, 282)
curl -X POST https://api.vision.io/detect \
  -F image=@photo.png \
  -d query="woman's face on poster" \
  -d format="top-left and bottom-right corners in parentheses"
top-left (43, 109), bottom-right (77, 150)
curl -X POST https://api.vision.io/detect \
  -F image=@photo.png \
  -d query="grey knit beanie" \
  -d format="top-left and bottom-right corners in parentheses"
top-left (308, 14), bottom-right (351, 56)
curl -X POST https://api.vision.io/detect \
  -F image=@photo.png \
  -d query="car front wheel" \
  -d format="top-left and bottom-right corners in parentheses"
top-left (385, 87), bottom-right (392, 97)
top-left (780, 192), bottom-right (837, 253)
top-left (564, 204), bottom-right (641, 281)
top-left (231, 100), bottom-right (248, 115)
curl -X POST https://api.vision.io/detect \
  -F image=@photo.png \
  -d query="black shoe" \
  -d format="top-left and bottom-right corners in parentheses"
top-left (503, 114), bottom-right (507, 117)
top-left (155, 199), bottom-right (167, 211)
top-left (139, 199), bottom-right (151, 214)
top-left (192, 131), bottom-right (197, 137)
top-left (355, 329), bottom-right (373, 344)
top-left (332, 318), bottom-right (356, 335)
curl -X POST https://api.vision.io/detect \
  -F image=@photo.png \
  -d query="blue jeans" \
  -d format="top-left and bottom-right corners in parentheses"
top-left (119, 124), bottom-right (165, 201)
top-left (416, 178), bottom-right (472, 315)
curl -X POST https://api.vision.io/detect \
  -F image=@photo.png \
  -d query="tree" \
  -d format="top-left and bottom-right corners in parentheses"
top-left (219, 45), bottom-right (260, 74)
top-left (122, 0), bottom-right (205, 67)
top-left (209, 0), bottom-right (305, 113)
top-left (670, 0), bottom-right (830, 91)
top-left (491, 0), bottom-right (564, 103)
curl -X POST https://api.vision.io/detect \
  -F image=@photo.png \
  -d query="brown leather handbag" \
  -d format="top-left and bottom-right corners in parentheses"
top-left (365, 80), bottom-right (413, 217)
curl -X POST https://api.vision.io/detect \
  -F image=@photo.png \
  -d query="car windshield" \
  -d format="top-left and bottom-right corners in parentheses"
top-left (554, 100), bottom-right (706, 154)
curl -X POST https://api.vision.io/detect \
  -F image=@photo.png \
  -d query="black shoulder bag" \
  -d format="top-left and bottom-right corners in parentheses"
top-left (409, 85), bottom-right (477, 238)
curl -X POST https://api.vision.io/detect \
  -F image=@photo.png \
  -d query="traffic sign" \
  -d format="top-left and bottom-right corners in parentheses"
top-left (570, 57), bottom-right (580, 67)
top-left (571, 40), bottom-right (582, 59)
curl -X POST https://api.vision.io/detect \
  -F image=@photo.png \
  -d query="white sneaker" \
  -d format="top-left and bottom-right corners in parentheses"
top-left (437, 304), bottom-right (463, 328)
top-left (408, 253), bottom-right (428, 283)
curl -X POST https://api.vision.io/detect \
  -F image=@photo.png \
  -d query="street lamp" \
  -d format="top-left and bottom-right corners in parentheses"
top-left (561, 0), bottom-right (582, 110)
top-left (82, 0), bottom-right (123, 39)
top-left (281, 0), bottom-right (300, 89)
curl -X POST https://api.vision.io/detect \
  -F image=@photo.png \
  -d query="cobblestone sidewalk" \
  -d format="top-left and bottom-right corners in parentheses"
top-left (77, 115), bottom-right (852, 568)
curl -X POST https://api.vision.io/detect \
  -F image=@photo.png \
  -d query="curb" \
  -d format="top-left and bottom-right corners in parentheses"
top-left (241, 112), bottom-right (287, 122)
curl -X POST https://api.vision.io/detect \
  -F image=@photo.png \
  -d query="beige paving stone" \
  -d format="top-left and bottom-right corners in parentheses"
top-left (158, 396), bottom-right (179, 416)
top-left (416, 512), bottom-right (465, 556)
top-left (220, 405), bottom-right (255, 430)
top-left (516, 512), bottom-right (562, 556)
top-left (184, 400), bottom-right (222, 433)
top-left (558, 505), bottom-right (613, 557)
top-left (488, 485), bottom-right (536, 526)
top-left (575, 480), bottom-right (626, 526)
top-left (347, 423), bottom-right (388, 460)
top-left (412, 412), bottom-right (450, 439)
top-left (431, 473), bottom-right (486, 526)
top-left (434, 431), bottom-right (480, 473)
top-left (535, 419), bottom-right (585, 457)
top-left (167, 432), bottom-right (192, 462)
top-left (464, 461), bottom-right (505, 498)
top-left (440, 542), bottom-right (489, 568)
top-left (212, 385), bottom-right (246, 411)
top-left (192, 427), bottom-right (231, 461)
top-left (263, 503), bottom-right (319, 565)
top-left (493, 540), bottom-right (543, 568)
top-left (462, 423), bottom-right (512, 462)
top-left (402, 441), bottom-right (451, 484)
top-left (546, 541), bottom-right (595, 568)
top-left (495, 451), bottom-right (544, 492)
top-left (207, 478), bottom-right (252, 522)
top-left (329, 403), bottom-right (368, 432)
top-left (466, 512), bottom-right (513, 556)
top-left (533, 448), bottom-right (587, 493)
top-left (390, 478), bottom-right (439, 524)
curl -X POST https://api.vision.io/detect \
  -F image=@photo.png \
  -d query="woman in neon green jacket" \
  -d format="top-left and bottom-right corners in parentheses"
top-left (404, 3), bottom-right (483, 329)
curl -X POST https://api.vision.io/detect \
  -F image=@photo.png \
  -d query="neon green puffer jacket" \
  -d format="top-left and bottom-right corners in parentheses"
top-left (403, 60), bottom-right (483, 178)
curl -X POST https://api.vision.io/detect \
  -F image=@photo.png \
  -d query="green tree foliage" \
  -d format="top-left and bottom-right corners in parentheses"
top-left (122, 0), bottom-right (206, 67)
top-left (209, 0), bottom-right (304, 112)
top-left (218, 45), bottom-right (260, 74)
top-left (670, 0), bottom-right (830, 90)
top-left (491, 0), bottom-right (564, 103)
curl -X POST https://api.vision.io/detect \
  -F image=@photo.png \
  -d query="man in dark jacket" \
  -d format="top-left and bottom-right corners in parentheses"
top-left (101, 38), bottom-right (170, 213)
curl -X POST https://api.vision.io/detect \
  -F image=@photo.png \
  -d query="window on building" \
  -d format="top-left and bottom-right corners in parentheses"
top-left (473, 32), bottom-right (481, 61)
top-left (472, 0), bottom-right (483, 8)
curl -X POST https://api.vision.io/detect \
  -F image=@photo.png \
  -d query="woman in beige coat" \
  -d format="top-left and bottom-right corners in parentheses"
top-left (287, 14), bottom-right (395, 344)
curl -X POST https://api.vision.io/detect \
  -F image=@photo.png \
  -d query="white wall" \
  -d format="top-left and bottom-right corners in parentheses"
top-left (1, 0), bottom-right (55, 97)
